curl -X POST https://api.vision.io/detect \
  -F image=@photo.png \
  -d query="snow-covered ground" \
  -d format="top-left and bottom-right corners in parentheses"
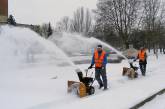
top-left (1, 54), bottom-right (165, 109)
top-left (0, 25), bottom-right (165, 109)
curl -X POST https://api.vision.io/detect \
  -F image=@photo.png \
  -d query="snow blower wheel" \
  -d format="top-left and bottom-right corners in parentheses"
top-left (88, 86), bottom-right (95, 95)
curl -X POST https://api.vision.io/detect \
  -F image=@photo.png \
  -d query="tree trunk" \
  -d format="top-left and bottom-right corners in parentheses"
top-left (148, 42), bottom-right (151, 53)
top-left (124, 41), bottom-right (129, 49)
top-left (153, 44), bottom-right (156, 54)
top-left (163, 48), bottom-right (165, 54)
top-left (160, 46), bottom-right (162, 53)
top-left (148, 45), bottom-right (151, 52)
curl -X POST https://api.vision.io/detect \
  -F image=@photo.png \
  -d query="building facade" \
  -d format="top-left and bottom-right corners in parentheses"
top-left (0, 0), bottom-right (8, 22)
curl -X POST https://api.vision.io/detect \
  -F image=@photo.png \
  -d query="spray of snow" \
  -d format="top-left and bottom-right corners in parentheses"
top-left (0, 25), bottom-right (75, 71)
top-left (49, 32), bottom-right (97, 56)
top-left (91, 37), bottom-right (128, 60)
top-left (49, 32), bottom-right (127, 60)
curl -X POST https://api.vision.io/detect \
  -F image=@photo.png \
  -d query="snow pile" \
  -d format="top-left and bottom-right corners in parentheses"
top-left (0, 25), bottom-right (74, 71)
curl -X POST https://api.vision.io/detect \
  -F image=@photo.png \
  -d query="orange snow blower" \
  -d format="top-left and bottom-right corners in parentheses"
top-left (67, 69), bottom-right (95, 97)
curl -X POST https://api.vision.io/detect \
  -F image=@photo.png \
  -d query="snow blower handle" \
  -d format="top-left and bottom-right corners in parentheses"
top-left (85, 69), bottom-right (88, 76)
top-left (90, 71), bottom-right (94, 77)
top-left (86, 67), bottom-right (95, 76)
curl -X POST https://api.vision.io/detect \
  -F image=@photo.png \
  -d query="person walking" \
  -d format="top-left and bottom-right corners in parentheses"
top-left (136, 47), bottom-right (147, 76)
top-left (88, 45), bottom-right (108, 90)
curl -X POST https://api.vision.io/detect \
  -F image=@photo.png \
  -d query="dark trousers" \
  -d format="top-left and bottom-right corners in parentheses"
top-left (95, 67), bottom-right (107, 89)
top-left (139, 62), bottom-right (146, 76)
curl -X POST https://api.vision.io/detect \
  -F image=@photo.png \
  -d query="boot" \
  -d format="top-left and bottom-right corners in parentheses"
top-left (142, 73), bottom-right (145, 76)
top-left (99, 83), bottom-right (103, 89)
top-left (142, 71), bottom-right (145, 76)
top-left (103, 87), bottom-right (108, 91)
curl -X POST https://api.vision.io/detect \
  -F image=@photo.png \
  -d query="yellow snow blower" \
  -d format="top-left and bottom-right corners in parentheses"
top-left (67, 69), bottom-right (95, 98)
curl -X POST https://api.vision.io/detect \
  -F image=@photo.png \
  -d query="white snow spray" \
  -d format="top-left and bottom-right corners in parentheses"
top-left (90, 37), bottom-right (128, 60)
top-left (0, 25), bottom-right (75, 71)
top-left (50, 32), bottom-right (128, 65)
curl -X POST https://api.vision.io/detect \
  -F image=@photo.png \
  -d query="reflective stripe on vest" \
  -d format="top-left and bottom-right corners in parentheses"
top-left (138, 50), bottom-right (145, 61)
top-left (94, 50), bottom-right (106, 68)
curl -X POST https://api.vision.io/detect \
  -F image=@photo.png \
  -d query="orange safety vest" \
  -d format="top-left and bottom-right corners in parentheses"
top-left (94, 50), bottom-right (106, 68)
top-left (138, 50), bottom-right (146, 61)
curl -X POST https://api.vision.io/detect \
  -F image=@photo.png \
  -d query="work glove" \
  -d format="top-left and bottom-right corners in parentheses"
top-left (88, 64), bottom-right (93, 69)
top-left (133, 59), bottom-right (137, 62)
top-left (102, 66), bottom-right (105, 70)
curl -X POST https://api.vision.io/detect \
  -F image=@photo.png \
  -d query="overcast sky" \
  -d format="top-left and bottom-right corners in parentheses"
top-left (9, 0), bottom-right (97, 27)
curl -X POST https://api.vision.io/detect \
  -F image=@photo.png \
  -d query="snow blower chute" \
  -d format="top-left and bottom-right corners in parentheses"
top-left (67, 69), bottom-right (95, 97)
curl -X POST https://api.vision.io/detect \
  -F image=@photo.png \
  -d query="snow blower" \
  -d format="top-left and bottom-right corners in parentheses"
top-left (67, 68), bottom-right (95, 98)
top-left (122, 60), bottom-right (138, 79)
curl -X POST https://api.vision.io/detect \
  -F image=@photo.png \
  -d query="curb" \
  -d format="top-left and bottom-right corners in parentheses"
top-left (130, 88), bottom-right (165, 109)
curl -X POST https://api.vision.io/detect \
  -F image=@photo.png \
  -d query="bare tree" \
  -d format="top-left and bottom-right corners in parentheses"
top-left (95, 0), bottom-right (141, 48)
top-left (84, 8), bottom-right (93, 35)
top-left (70, 7), bottom-right (93, 35)
top-left (41, 23), bottom-right (49, 37)
top-left (141, 0), bottom-right (165, 52)
top-left (70, 7), bottom-right (84, 33)
top-left (55, 16), bottom-right (71, 32)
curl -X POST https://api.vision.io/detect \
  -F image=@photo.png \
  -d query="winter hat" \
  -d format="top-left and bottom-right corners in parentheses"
top-left (97, 44), bottom-right (102, 48)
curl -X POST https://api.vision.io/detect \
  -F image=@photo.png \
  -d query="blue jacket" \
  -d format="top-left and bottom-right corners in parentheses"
top-left (91, 51), bottom-right (108, 67)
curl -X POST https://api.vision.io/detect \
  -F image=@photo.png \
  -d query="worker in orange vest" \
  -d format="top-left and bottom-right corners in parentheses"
top-left (88, 45), bottom-right (108, 90)
top-left (135, 47), bottom-right (147, 76)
